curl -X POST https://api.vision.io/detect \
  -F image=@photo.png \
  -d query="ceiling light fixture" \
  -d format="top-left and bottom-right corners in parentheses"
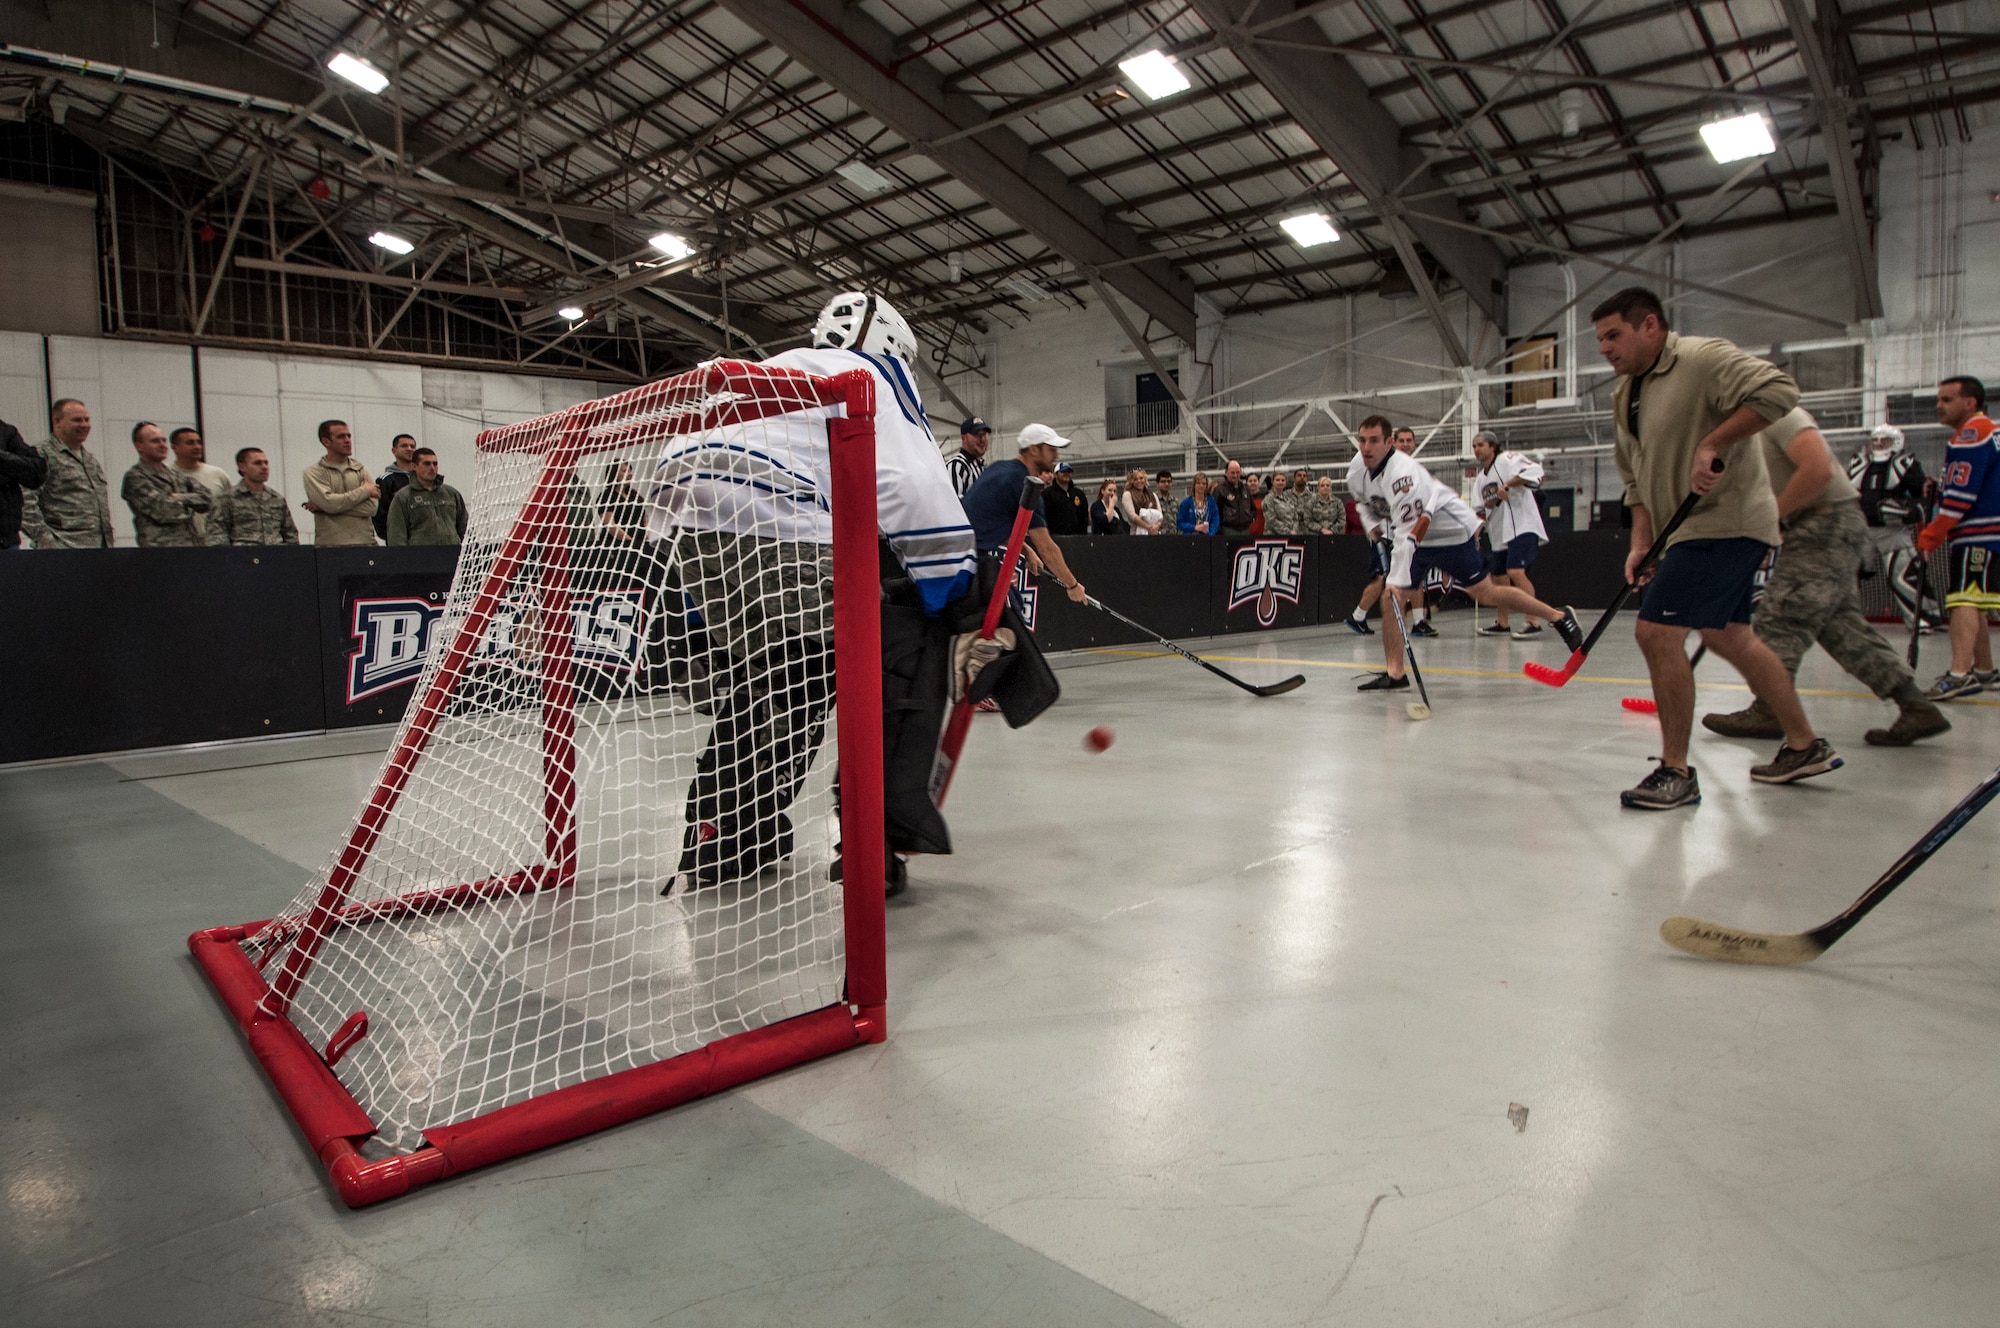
top-left (1699, 112), bottom-right (1775, 164)
top-left (368, 230), bottom-right (415, 255)
top-left (1278, 212), bottom-right (1340, 248)
top-left (1118, 50), bottom-right (1190, 101)
top-left (327, 52), bottom-right (390, 95)
top-left (557, 305), bottom-right (587, 321)
top-left (1007, 275), bottom-right (1052, 303)
top-left (648, 231), bottom-right (695, 260)
top-left (835, 161), bottom-right (894, 194)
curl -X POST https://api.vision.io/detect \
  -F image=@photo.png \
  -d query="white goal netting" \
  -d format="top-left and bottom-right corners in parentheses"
top-left (243, 362), bottom-right (870, 1157)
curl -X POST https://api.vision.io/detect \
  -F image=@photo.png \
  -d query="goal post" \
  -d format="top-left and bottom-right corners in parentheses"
top-left (189, 359), bottom-right (887, 1207)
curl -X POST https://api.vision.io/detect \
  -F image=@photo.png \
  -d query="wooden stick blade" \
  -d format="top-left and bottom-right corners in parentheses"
top-left (1659, 916), bottom-right (1829, 965)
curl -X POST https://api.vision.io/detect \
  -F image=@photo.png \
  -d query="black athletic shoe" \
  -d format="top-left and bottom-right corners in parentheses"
top-left (1356, 671), bottom-right (1411, 691)
top-left (1478, 622), bottom-right (1513, 637)
top-left (1510, 623), bottom-right (1544, 640)
top-left (1554, 607), bottom-right (1584, 653)
top-left (1750, 738), bottom-right (1843, 785)
top-left (1621, 763), bottom-right (1700, 810)
top-left (1346, 614), bottom-right (1374, 635)
top-left (1410, 620), bottom-right (1439, 638)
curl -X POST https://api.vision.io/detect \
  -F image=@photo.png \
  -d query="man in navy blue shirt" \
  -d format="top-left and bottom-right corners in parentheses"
top-left (960, 423), bottom-right (1089, 605)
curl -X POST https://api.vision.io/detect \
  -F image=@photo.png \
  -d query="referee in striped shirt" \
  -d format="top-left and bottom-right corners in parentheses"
top-left (946, 417), bottom-right (991, 497)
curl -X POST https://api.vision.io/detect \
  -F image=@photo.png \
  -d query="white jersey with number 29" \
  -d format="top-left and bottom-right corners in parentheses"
top-left (1347, 450), bottom-right (1479, 547)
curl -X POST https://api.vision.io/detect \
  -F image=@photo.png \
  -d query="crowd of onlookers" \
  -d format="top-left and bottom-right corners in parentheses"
top-left (0, 398), bottom-right (468, 549)
top-left (943, 417), bottom-right (1352, 540)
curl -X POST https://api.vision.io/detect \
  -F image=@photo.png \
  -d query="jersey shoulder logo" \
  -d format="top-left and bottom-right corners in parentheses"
top-left (1227, 539), bottom-right (1305, 626)
top-left (1391, 475), bottom-right (1413, 496)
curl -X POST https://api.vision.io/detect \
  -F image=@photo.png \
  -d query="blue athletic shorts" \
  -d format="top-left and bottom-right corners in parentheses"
top-left (1637, 536), bottom-right (1772, 629)
top-left (1488, 532), bottom-right (1541, 576)
top-left (1412, 538), bottom-right (1488, 590)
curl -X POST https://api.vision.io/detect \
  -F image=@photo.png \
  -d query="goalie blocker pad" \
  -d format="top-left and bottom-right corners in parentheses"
top-left (880, 551), bottom-right (1059, 854)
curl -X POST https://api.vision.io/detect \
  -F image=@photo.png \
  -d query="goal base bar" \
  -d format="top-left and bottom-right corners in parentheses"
top-left (190, 923), bottom-right (881, 1207)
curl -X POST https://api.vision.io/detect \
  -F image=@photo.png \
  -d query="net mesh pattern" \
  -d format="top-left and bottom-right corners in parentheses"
top-left (245, 362), bottom-right (863, 1157)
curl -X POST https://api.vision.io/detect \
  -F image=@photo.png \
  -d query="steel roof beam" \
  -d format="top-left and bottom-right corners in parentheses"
top-left (710, 0), bottom-right (1197, 342)
top-left (1186, 0), bottom-right (1505, 361)
top-left (1778, 0), bottom-right (1884, 320)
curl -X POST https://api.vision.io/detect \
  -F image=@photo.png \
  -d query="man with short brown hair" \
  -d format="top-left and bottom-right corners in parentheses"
top-left (22, 398), bottom-right (112, 548)
top-left (302, 418), bottom-right (380, 545)
top-left (207, 447), bottom-right (299, 546)
top-left (122, 421), bottom-right (211, 547)
top-left (1596, 286), bottom-right (1835, 809)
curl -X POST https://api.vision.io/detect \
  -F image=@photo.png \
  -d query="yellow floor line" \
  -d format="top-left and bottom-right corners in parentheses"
top-left (1080, 646), bottom-right (2000, 706)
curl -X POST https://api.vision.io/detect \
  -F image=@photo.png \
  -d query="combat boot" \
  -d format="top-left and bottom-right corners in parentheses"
top-left (1865, 700), bottom-right (1951, 747)
top-left (1701, 697), bottom-right (1783, 738)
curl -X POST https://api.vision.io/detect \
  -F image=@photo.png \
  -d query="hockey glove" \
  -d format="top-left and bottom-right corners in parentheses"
top-left (952, 626), bottom-right (1017, 704)
top-left (1917, 514), bottom-right (1957, 556)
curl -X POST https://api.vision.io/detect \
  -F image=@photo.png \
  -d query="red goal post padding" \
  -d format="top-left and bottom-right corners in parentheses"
top-left (189, 359), bottom-right (887, 1207)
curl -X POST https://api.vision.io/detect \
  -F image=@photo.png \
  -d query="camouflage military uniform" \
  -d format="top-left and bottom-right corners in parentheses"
top-left (1756, 499), bottom-right (1913, 699)
top-left (386, 480), bottom-right (468, 546)
top-left (22, 438), bottom-right (112, 548)
top-left (206, 481), bottom-right (300, 545)
top-left (1296, 492), bottom-right (1346, 534)
top-left (672, 531), bottom-right (833, 663)
top-left (122, 461), bottom-right (211, 547)
top-left (1260, 489), bottom-right (1302, 536)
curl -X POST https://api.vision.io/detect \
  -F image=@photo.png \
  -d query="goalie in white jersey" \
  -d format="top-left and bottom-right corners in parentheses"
top-left (647, 291), bottom-right (979, 890)
top-left (1347, 416), bottom-right (1583, 692)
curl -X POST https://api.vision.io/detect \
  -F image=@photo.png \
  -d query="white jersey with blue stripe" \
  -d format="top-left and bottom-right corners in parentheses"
top-left (1347, 450), bottom-right (1478, 546)
top-left (646, 346), bottom-right (976, 613)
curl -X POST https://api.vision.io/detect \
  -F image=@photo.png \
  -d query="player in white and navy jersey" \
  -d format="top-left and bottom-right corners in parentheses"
top-left (1347, 416), bottom-right (1582, 692)
top-left (1470, 432), bottom-right (1550, 639)
top-left (647, 291), bottom-right (977, 890)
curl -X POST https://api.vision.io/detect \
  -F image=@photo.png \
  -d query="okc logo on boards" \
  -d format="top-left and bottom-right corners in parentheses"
top-left (348, 597), bottom-right (444, 702)
top-left (1227, 539), bottom-right (1304, 626)
top-left (1011, 559), bottom-right (1040, 630)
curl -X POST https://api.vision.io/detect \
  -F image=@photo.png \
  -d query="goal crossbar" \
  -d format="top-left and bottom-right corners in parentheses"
top-left (188, 359), bottom-right (888, 1207)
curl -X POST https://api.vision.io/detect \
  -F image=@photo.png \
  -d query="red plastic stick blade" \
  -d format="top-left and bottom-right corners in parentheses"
top-left (1523, 651), bottom-right (1584, 687)
top-left (1621, 696), bottom-right (1658, 714)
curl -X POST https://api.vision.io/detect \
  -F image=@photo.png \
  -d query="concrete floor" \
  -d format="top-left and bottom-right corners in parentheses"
top-left (5, 613), bottom-right (1998, 1326)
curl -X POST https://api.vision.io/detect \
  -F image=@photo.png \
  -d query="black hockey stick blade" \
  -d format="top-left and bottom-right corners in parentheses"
top-left (1661, 760), bottom-right (2000, 965)
top-left (1072, 586), bottom-right (1305, 698)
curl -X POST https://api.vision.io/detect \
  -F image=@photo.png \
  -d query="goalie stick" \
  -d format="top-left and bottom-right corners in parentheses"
top-left (1379, 541), bottom-right (1434, 720)
top-left (932, 474), bottom-right (1040, 805)
top-left (1053, 574), bottom-right (1306, 698)
top-left (1526, 461), bottom-right (1720, 688)
top-left (1661, 760), bottom-right (2000, 964)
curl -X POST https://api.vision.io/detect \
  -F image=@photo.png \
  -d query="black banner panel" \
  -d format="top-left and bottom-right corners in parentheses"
top-left (1317, 536), bottom-right (1380, 624)
top-left (1023, 535), bottom-right (1214, 652)
top-left (316, 546), bottom-right (462, 729)
top-left (1515, 530), bottom-right (1631, 617)
top-left (1212, 536), bottom-right (1317, 635)
top-left (0, 547), bottom-right (322, 764)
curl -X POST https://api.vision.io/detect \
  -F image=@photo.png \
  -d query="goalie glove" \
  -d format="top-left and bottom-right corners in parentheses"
top-left (952, 627), bottom-right (1017, 704)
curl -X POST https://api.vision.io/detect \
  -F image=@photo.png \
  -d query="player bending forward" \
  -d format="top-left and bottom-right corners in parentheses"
top-left (1347, 414), bottom-right (1582, 692)
top-left (647, 291), bottom-right (980, 893)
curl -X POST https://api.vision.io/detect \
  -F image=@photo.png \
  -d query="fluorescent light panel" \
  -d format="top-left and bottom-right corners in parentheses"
top-left (327, 52), bottom-right (390, 95)
top-left (835, 161), bottom-right (894, 194)
top-left (368, 230), bottom-right (414, 255)
top-left (1118, 50), bottom-right (1190, 101)
top-left (557, 305), bottom-right (586, 321)
top-left (1278, 212), bottom-right (1340, 247)
top-left (1699, 112), bottom-right (1775, 164)
top-left (1007, 275), bottom-right (1052, 302)
top-left (649, 231), bottom-right (694, 260)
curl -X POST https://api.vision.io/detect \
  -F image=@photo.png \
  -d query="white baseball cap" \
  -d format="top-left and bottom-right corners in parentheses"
top-left (1018, 422), bottom-right (1071, 450)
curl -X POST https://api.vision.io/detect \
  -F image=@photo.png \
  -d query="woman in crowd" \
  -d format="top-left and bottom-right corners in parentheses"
top-left (1090, 477), bottom-right (1129, 535)
top-left (1119, 467), bottom-right (1163, 536)
top-left (1178, 471), bottom-right (1219, 535)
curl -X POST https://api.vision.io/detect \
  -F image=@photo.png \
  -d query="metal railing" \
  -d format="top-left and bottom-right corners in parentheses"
top-left (1105, 400), bottom-right (1181, 439)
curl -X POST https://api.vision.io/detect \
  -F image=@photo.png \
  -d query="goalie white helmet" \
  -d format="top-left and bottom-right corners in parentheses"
top-left (1868, 424), bottom-right (1905, 459)
top-left (812, 291), bottom-right (919, 366)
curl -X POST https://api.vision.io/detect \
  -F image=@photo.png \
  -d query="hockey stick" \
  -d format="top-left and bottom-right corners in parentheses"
top-left (1621, 644), bottom-right (1706, 714)
top-left (932, 475), bottom-right (1041, 805)
top-left (1661, 760), bottom-right (2000, 964)
top-left (1057, 575), bottom-right (1306, 697)
top-left (1378, 542), bottom-right (1433, 720)
top-left (1526, 461), bottom-right (1720, 688)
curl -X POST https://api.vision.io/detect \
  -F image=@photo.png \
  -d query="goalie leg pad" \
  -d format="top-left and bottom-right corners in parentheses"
top-left (880, 602), bottom-right (954, 856)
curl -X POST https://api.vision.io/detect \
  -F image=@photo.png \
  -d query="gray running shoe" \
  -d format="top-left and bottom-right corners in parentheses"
top-left (1925, 672), bottom-right (1984, 701)
top-left (1749, 738), bottom-right (1844, 785)
top-left (1621, 763), bottom-right (1701, 810)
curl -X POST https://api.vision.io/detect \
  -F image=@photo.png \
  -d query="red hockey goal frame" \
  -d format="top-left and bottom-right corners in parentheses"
top-left (188, 360), bottom-right (888, 1207)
